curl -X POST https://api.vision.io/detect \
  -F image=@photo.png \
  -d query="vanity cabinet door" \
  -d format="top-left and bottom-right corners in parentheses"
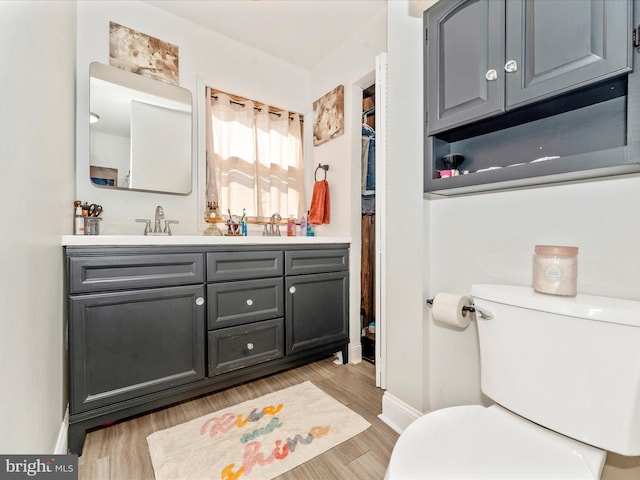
top-left (69, 285), bottom-right (205, 414)
top-left (285, 271), bottom-right (348, 355)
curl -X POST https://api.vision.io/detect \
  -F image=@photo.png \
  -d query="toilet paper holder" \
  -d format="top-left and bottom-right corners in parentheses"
top-left (426, 298), bottom-right (493, 320)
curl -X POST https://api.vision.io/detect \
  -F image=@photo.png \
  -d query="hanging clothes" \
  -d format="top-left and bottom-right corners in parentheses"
top-left (362, 123), bottom-right (376, 215)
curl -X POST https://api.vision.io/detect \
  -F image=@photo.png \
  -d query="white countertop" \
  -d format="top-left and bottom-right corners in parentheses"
top-left (61, 235), bottom-right (351, 246)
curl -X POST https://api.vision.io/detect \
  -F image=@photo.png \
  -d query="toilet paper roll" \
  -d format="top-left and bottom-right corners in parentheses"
top-left (431, 292), bottom-right (471, 328)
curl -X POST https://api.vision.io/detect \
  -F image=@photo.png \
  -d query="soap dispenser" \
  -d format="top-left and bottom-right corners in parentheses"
top-left (74, 201), bottom-right (84, 235)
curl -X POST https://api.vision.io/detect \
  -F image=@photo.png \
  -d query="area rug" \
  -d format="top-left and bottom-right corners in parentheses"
top-left (147, 381), bottom-right (371, 480)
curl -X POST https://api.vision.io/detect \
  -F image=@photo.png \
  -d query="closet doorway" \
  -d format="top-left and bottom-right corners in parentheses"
top-left (361, 84), bottom-right (376, 365)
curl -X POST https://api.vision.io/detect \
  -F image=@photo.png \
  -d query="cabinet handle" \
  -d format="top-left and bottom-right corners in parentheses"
top-left (247, 342), bottom-right (254, 350)
top-left (289, 286), bottom-right (296, 294)
top-left (485, 69), bottom-right (498, 81)
top-left (195, 297), bottom-right (205, 306)
top-left (504, 60), bottom-right (518, 73)
top-left (246, 299), bottom-right (253, 306)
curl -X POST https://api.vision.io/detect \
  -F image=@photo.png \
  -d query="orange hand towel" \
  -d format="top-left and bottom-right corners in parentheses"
top-left (309, 180), bottom-right (330, 225)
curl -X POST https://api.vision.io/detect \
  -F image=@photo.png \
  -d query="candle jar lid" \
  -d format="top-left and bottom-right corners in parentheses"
top-left (535, 245), bottom-right (578, 256)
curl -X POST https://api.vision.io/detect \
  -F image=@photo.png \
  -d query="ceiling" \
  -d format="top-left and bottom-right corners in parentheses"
top-left (143, 0), bottom-right (388, 70)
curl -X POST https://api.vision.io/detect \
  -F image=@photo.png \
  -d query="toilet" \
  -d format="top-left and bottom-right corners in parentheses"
top-left (386, 284), bottom-right (640, 479)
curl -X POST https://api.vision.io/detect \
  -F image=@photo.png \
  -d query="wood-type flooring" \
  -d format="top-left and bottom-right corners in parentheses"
top-left (78, 357), bottom-right (398, 480)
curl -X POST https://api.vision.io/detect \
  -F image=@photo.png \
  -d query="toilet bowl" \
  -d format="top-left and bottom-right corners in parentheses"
top-left (385, 284), bottom-right (640, 479)
top-left (386, 405), bottom-right (605, 479)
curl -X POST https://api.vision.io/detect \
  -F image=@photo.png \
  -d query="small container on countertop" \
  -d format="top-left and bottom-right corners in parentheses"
top-left (533, 245), bottom-right (578, 296)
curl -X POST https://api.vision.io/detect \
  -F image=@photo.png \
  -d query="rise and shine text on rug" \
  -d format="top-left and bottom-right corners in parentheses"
top-left (200, 403), bottom-right (331, 479)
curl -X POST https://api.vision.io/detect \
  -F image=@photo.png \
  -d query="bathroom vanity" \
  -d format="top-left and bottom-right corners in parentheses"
top-left (63, 237), bottom-right (349, 454)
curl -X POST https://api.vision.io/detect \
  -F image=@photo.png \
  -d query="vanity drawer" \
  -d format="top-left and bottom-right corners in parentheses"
top-left (285, 248), bottom-right (349, 275)
top-left (207, 278), bottom-right (283, 329)
top-left (208, 318), bottom-right (284, 376)
top-left (207, 250), bottom-right (283, 281)
top-left (68, 253), bottom-right (204, 294)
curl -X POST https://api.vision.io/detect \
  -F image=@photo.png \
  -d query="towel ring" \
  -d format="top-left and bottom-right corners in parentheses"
top-left (315, 163), bottom-right (329, 181)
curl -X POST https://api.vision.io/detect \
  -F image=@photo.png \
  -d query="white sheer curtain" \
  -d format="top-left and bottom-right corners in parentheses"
top-left (206, 89), bottom-right (305, 220)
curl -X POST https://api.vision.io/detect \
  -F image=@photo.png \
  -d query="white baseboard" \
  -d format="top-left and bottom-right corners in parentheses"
top-left (54, 406), bottom-right (69, 454)
top-left (348, 342), bottom-right (362, 364)
top-left (378, 391), bottom-right (423, 434)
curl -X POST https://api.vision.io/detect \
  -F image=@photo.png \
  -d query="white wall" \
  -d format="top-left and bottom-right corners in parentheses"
top-left (428, 175), bottom-right (640, 409)
top-left (310, 10), bottom-right (387, 362)
top-left (381, 0), bottom-right (427, 420)
top-left (0, 1), bottom-right (76, 453)
top-left (76, 1), bottom-right (310, 235)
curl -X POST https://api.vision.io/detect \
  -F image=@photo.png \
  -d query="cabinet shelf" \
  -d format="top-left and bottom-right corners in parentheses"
top-left (425, 77), bottom-right (639, 195)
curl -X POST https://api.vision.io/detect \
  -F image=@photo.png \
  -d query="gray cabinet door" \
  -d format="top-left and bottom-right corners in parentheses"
top-left (426, 0), bottom-right (505, 134)
top-left (285, 271), bottom-right (348, 355)
top-left (505, 0), bottom-right (632, 108)
top-left (69, 285), bottom-right (205, 414)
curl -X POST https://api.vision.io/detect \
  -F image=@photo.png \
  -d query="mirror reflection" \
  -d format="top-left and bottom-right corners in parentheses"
top-left (89, 62), bottom-right (193, 194)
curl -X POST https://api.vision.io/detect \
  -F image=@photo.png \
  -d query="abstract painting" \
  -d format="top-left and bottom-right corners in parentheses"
top-left (313, 85), bottom-right (344, 146)
top-left (109, 22), bottom-right (179, 85)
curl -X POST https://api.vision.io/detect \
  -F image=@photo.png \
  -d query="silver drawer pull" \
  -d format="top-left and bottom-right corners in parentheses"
top-left (289, 286), bottom-right (296, 294)
top-left (195, 297), bottom-right (205, 306)
top-left (485, 69), bottom-right (498, 81)
top-left (246, 299), bottom-right (253, 306)
top-left (247, 343), bottom-right (254, 350)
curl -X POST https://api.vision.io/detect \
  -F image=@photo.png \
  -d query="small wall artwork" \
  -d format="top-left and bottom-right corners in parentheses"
top-left (313, 85), bottom-right (345, 146)
top-left (109, 22), bottom-right (179, 85)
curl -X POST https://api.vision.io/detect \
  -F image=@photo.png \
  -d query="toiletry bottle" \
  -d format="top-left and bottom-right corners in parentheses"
top-left (287, 215), bottom-right (296, 236)
top-left (241, 208), bottom-right (247, 236)
top-left (306, 211), bottom-right (314, 236)
top-left (300, 212), bottom-right (307, 236)
top-left (74, 201), bottom-right (84, 235)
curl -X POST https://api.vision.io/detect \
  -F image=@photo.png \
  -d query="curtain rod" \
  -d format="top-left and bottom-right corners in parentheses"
top-left (210, 89), bottom-right (303, 123)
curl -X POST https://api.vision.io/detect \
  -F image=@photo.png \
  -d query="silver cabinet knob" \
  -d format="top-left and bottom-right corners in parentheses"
top-left (485, 69), bottom-right (498, 81)
top-left (289, 286), bottom-right (296, 294)
top-left (504, 60), bottom-right (518, 73)
top-left (246, 299), bottom-right (253, 306)
top-left (247, 342), bottom-right (254, 350)
top-left (195, 297), bottom-right (205, 306)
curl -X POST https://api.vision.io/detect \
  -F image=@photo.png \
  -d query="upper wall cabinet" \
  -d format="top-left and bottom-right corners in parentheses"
top-left (426, 0), bottom-right (632, 135)
top-left (424, 0), bottom-right (640, 196)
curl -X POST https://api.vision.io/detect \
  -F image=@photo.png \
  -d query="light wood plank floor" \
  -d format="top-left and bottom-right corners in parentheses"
top-left (78, 357), bottom-right (398, 480)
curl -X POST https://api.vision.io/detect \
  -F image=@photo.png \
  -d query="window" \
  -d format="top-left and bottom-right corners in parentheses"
top-left (205, 88), bottom-right (305, 221)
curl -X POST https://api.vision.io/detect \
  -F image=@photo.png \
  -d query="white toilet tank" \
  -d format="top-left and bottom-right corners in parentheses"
top-left (471, 284), bottom-right (640, 456)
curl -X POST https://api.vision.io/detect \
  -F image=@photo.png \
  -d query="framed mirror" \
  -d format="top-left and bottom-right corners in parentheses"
top-left (89, 62), bottom-right (193, 194)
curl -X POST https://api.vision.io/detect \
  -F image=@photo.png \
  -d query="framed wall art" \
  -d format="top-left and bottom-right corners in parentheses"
top-left (109, 22), bottom-right (179, 85)
top-left (313, 85), bottom-right (344, 146)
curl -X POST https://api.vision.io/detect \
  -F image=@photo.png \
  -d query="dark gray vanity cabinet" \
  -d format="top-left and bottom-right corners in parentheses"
top-left (426, 0), bottom-right (632, 135)
top-left (65, 243), bottom-right (349, 455)
top-left (285, 248), bottom-right (349, 359)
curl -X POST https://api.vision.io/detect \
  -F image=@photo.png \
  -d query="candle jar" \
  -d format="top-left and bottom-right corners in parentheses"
top-left (533, 245), bottom-right (578, 296)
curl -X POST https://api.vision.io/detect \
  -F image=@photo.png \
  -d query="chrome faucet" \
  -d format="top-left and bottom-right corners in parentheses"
top-left (135, 205), bottom-right (179, 235)
top-left (264, 213), bottom-right (281, 236)
top-left (154, 206), bottom-right (165, 233)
